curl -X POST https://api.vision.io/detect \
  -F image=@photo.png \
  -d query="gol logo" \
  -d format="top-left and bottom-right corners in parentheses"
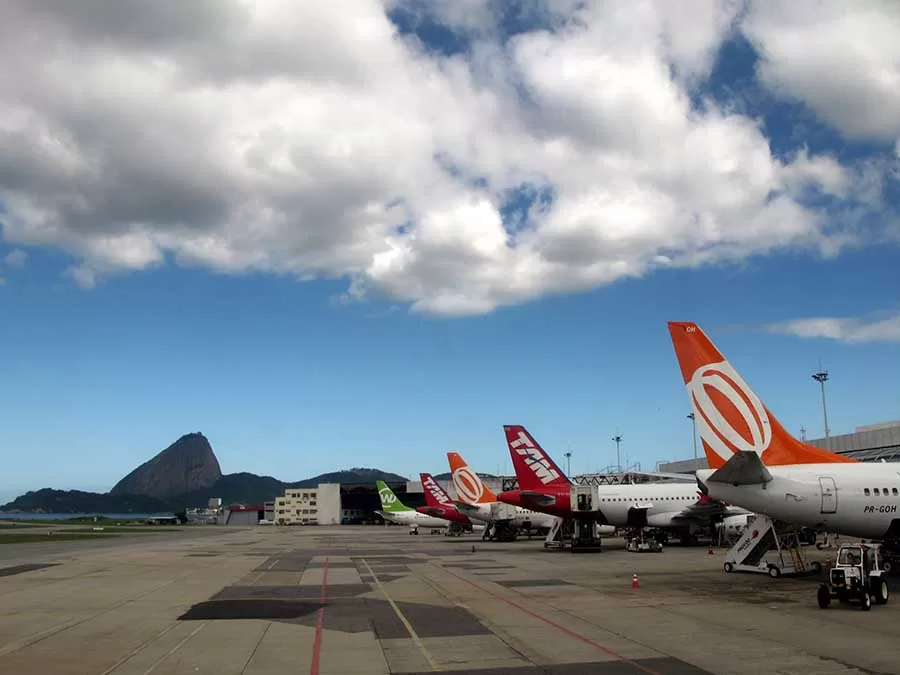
top-left (687, 360), bottom-right (772, 463)
top-left (452, 466), bottom-right (485, 504)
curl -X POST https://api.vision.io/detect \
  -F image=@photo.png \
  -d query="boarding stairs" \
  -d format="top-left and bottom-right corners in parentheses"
top-left (544, 517), bottom-right (604, 552)
top-left (722, 514), bottom-right (813, 577)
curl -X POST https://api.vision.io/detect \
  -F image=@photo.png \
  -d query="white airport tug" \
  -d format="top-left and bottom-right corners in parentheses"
top-left (817, 543), bottom-right (889, 611)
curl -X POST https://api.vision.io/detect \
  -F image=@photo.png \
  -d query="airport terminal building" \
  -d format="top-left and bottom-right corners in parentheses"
top-left (659, 420), bottom-right (900, 474)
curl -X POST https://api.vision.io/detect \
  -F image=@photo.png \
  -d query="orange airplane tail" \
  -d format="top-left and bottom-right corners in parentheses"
top-left (667, 321), bottom-right (856, 469)
top-left (447, 452), bottom-right (497, 505)
top-left (503, 425), bottom-right (572, 490)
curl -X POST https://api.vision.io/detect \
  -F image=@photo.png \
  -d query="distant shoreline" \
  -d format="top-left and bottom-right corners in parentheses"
top-left (0, 512), bottom-right (176, 521)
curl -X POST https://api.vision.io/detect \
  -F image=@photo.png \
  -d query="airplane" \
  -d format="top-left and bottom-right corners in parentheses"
top-left (446, 451), bottom-right (560, 534)
top-left (417, 473), bottom-right (485, 533)
top-left (497, 424), bottom-right (746, 543)
top-left (374, 480), bottom-right (450, 531)
top-left (668, 320), bottom-right (900, 543)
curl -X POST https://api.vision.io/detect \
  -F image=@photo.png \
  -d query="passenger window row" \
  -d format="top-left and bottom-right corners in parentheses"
top-left (863, 487), bottom-right (899, 496)
top-left (599, 496), bottom-right (691, 502)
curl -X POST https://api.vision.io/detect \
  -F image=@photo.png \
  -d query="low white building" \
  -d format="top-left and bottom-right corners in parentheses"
top-left (274, 483), bottom-right (341, 525)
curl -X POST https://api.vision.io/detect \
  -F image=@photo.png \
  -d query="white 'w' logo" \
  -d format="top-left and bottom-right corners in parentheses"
top-left (452, 466), bottom-right (485, 504)
top-left (510, 431), bottom-right (560, 484)
top-left (379, 487), bottom-right (397, 506)
top-left (687, 360), bottom-right (772, 463)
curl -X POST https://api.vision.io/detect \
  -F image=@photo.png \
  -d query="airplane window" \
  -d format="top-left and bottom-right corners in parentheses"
top-left (884, 488), bottom-right (890, 495)
top-left (874, 488), bottom-right (880, 495)
top-left (894, 488), bottom-right (898, 496)
top-left (865, 488), bottom-right (871, 496)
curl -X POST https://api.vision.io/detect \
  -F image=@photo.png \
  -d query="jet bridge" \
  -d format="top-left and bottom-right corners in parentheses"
top-left (722, 514), bottom-right (821, 577)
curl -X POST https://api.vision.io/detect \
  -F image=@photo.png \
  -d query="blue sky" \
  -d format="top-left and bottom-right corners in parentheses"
top-left (1, 2), bottom-right (898, 503)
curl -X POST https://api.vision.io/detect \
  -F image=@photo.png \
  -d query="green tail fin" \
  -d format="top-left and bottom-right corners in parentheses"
top-left (376, 480), bottom-right (412, 512)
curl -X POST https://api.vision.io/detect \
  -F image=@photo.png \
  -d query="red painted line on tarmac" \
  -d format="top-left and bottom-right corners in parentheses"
top-left (309, 552), bottom-right (331, 675)
top-left (440, 565), bottom-right (661, 675)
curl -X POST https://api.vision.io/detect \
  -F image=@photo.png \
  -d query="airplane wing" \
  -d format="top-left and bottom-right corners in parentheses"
top-left (418, 506), bottom-right (446, 517)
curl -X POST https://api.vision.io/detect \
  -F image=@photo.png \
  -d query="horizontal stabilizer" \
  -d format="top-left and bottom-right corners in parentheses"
top-left (519, 490), bottom-right (557, 506)
top-left (708, 451), bottom-right (773, 485)
top-left (454, 501), bottom-right (482, 515)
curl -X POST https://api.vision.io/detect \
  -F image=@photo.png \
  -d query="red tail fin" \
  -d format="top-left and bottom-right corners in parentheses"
top-left (503, 425), bottom-right (571, 490)
top-left (447, 452), bottom-right (497, 504)
top-left (420, 473), bottom-right (458, 510)
top-left (667, 321), bottom-right (856, 469)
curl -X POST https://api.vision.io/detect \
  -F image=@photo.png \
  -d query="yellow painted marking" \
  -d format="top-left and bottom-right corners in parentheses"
top-left (361, 558), bottom-right (441, 672)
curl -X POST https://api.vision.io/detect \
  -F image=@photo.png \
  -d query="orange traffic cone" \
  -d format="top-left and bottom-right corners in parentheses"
top-left (632, 573), bottom-right (639, 589)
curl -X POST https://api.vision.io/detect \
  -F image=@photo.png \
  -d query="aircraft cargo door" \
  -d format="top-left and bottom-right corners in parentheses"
top-left (819, 477), bottom-right (837, 514)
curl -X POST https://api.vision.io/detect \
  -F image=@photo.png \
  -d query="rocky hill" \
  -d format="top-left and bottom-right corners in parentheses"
top-left (0, 435), bottom-right (409, 513)
top-left (110, 432), bottom-right (222, 499)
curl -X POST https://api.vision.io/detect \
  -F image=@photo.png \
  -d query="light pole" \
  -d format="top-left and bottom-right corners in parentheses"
top-left (564, 451), bottom-right (572, 476)
top-left (612, 435), bottom-right (622, 472)
top-left (687, 412), bottom-right (698, 460)
top-left (812, 370), bottom-right (830, 439)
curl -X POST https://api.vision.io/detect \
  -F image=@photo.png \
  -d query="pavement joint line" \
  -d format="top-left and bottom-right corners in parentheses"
top-left (361, 557), bottom-right (442, 672)
top-left (309, 549), bottom-right (331, 675)
top-left (142, 621), bottom-right (207, 675)
top-left (435, 562), bottom-right (662, 675)
top-left (99, 622), bottom-right (181, 675)
top-left (0, 564), bottom-right (208, 658)
top-left (249, 558), bottom-right (279, 585)
top-left (240, 622), bottom-right (272, 675)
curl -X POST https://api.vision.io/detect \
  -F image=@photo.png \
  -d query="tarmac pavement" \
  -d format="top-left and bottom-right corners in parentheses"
top-left (0, 525), bottom-right (898, 674)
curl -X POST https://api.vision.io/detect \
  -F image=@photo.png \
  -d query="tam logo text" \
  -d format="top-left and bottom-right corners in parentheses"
top-left (424, 477), bottom-right (453, 506)
top-left (510, 431), bottom-right (560, 484)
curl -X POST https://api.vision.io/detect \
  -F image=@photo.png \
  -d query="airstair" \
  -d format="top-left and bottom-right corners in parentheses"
top-left (544, 517), bottom-right (604, 552)
top-left (722, 514), bottom-right (819, 577)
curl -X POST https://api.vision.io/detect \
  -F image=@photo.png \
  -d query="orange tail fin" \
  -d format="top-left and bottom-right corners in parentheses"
top-left (503, 425), bottom-right (571, 490)
top-left (667, 321), bottom-right (856, 469)
top-left (447, 452), bottom-right (497, 505)
top-left (420, 473), bottom-right (458, 510)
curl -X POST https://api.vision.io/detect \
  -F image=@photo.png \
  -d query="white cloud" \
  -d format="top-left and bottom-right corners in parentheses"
top-left (742, 0), bottom-right (900, 144)
top-left (3, 248), bottom-right (27, 268)
top-left (766, 312), bottom-right (900, 343)
top-left (0, 0), bottom-right (893, 315)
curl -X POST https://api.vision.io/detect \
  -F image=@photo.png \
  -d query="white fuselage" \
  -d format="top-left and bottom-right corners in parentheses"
top-left (595, 482), bottom-right (731, 529)
top-left (697, 463), bottom-right (900, 541)
top-left (462, 502), bottom-right (558, 529)
top-left (380, 510), bottom-right (450, 529)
